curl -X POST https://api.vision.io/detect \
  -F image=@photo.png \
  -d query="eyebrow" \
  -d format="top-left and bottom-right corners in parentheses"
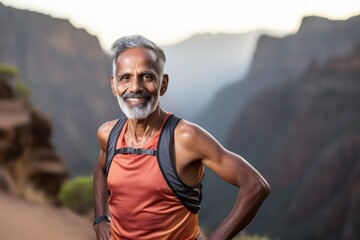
top-left (116, 73), bottom-right (131, 79)
top-left (140, 70), bottom-right (156, 76)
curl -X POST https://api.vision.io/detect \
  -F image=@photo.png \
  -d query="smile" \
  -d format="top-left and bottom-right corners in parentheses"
top-left (126, 97), bottom-right (149, 106)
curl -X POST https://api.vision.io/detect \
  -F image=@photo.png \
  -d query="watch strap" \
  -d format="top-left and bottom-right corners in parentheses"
top-left (93, 215), bottom-right (111, 225)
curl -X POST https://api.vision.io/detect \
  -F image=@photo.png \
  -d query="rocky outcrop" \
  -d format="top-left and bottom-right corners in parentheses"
top-left (0, 66), bottom-right (68, 204)
top-left (225, 45), bottom-right (360, 239)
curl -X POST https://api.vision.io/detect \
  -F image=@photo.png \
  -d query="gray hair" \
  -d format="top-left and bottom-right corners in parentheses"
top-left (111, 35), bottom-right (166, 77)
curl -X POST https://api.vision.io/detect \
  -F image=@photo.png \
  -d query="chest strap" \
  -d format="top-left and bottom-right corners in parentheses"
top-left (115, 147), bottom-right (156, 155)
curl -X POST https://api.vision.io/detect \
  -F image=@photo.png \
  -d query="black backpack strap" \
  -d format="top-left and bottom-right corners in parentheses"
top-left (157, 114), bottom-right (202, 213)
top-left (105, 117), bottom-right (127, 175)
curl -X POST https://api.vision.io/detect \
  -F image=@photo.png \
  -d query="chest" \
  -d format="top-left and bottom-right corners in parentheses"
top-left (107, 153), bottom-right (174, 199)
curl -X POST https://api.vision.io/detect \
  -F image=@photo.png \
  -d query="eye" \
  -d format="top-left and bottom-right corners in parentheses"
top-left (119, 74), bottom-right (131, 82)
top-left (142, 73), bottom-right (154, 82)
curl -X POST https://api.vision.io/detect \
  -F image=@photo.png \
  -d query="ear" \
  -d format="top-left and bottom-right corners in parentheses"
top-left (160, 74), bottom-right (169, 96)
top-left (110, 75), bottom-right (117, 96)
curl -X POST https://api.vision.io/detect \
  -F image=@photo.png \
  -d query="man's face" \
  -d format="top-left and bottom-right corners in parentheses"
top-left (111, 47), bottom-right (166, 119)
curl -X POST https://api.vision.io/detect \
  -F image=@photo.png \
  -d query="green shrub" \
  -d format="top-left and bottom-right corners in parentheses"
top-left (58, 175), bottom-right (93, 215)
top-left (0, 63), bottom-right (19, 77)
top-left (13, 80), bottom-right (30, 99)
top-left (0, 63), bottom-right (30, 99)
top-left (234, 234), bottom-right (271, 240)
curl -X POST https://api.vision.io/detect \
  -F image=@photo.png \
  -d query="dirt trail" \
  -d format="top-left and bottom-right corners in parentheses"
top-left (0, 192), bottom-right (96, 240)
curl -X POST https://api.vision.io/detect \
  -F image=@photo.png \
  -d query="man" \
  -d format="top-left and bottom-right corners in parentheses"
top-left (93, 35), bottom-right (270, 240)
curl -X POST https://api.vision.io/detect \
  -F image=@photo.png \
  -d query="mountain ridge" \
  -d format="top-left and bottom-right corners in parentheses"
top-left (196, 14), bottom-right (360, 142)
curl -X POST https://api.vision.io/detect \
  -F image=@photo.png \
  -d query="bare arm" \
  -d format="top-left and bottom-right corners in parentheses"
top-left (206, 149), bottom-right (270, 239)
top-left (175, 121), bottom-right (270, 240)
top-left (93, 122), bottom-right (115, 240)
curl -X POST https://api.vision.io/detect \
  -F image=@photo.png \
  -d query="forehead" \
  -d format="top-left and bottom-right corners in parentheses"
top-left (116, 47), bottom-right (157, 70)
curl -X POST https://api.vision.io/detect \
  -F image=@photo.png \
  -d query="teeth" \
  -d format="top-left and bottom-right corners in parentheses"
top-left (127, 98), bottom-right (145, 104)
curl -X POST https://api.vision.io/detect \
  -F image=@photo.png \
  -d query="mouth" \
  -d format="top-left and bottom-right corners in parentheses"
top-left (125, 97), bottom-right (150, 106)
top-left (121, 91), bottom-right (152, 107)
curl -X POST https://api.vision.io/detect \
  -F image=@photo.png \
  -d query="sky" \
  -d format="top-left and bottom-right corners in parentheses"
top-left (2, 0), bottom-right (360, 51)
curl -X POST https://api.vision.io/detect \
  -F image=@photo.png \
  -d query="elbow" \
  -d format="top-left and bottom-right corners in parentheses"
top-left (256, 178), bottom-right (271, 200)
top-left (245, 176), bottom-right (270, 202)
top-left (263, 181), bottom-right (271, 198)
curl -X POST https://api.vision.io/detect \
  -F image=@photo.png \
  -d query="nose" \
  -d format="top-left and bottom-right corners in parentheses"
top-left (129, 76), bottom-right (143, 92)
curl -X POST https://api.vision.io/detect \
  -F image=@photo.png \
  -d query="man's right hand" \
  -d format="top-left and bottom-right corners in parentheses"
top-left (94, 221), bottom-right (111, 240)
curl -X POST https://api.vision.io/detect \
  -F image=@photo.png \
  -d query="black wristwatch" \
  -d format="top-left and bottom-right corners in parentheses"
top-left (93, 215), bottom-right (111, 225)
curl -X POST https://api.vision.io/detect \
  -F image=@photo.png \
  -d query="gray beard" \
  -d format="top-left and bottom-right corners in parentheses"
top-left (116, 94), bottom-right (159, 120)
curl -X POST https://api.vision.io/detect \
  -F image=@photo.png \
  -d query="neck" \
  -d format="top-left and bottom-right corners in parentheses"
top-left (125, 107), bottom-right (167, 146)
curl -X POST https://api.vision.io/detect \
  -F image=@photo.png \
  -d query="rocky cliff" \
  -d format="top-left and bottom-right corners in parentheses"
top-left (196, 15), bottom-right (360, 142)
top-left (0, 64), bottom-right (68, 204)
top-left (226, 45), bottom-right (360, 239)
top-left (198, 14), bottom-right (360, 234)
top-left (0, 2), bottom-right (120, 175)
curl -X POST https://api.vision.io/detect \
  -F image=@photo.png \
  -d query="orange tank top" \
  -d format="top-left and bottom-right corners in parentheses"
top-left (107, 114), bottom-right (200, 240)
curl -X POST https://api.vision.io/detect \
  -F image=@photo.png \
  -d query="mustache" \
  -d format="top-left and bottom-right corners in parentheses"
top-left (121, 91), bottom-right (151, 100)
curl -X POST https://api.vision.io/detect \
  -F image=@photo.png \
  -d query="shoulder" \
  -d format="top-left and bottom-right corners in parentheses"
top-left (97, 119), bottom-right (119, 151)
top-left (175, 119), bottom-right (203, 141)
top-left (175, 119), bottom-right (219, 143)
top-left (174, 119), bottom-right (223, 158)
